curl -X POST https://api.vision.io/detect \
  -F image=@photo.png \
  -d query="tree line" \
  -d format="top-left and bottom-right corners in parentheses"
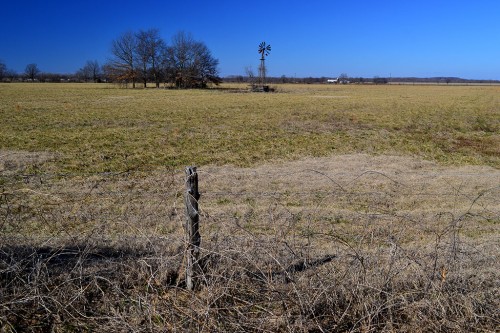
top-left (0, 29), bottom-right (221, 88)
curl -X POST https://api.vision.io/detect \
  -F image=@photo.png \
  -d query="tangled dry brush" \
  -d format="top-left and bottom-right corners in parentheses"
top-left (1, 153), bottom-right (499, 332)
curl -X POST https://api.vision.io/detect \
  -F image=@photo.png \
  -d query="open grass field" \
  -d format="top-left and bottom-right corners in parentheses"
top-left (0, 83), bottom-right (498, 174)
top-left (0, 83), bottom-right (499, 332)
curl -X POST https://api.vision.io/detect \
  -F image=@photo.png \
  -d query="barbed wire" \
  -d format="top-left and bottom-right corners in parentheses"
top-left (1, 167), bottom-right (499, 200)
top-left (1, 160), bottom-right (498, 332)
top-left (2, 165), bottom-right (499, 179)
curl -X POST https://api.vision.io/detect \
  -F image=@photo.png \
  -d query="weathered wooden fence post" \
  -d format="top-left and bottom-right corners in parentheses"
top-left (184, 166), bottom-right (200, 290)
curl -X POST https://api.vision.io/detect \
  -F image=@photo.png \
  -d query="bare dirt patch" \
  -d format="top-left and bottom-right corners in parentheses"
top-left (311, 95), bottom-right (350, 98)
top-left (202, 153), bottom-right (499, 223)
top-left (0, 150), bottom-right (58, 176)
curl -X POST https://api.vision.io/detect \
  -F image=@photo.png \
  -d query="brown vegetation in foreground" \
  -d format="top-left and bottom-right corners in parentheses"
top-left (1, 153), bottom-right (498, 332)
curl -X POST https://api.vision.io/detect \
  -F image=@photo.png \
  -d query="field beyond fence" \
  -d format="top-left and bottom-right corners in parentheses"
top-left (0, 83), bottom-right (499, 332)
top-left (0, 83), bottom-right (498, 173)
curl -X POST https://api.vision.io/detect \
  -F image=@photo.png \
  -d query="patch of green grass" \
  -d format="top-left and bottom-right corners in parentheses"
top-left (0, 83), bottom-right (498, 173)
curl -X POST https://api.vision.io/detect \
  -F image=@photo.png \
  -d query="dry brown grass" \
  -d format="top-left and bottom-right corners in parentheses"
top-left (1, 151), bottom-right (498, 332)
top-left (1, 82), bottom-right (498, 331)
top-left (1, 83), bottom-right (499, 174)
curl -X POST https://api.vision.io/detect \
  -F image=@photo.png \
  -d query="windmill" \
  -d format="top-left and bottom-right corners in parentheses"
top-left (258, 41), bottom-right (271, 86)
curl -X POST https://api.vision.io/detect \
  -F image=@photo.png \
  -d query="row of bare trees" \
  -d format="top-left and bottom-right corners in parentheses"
top-left (105, 29), bottom-right (220, 88)
top-left (0, 61), bottom-right (43, 82)
top-left (1, 29), bottom-right (220, 88)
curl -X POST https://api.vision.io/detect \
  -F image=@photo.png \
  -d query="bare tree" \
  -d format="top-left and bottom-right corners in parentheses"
top-left (339, 73), bottom-right (349, 84)
top-left (149, 32), bottom-right (167, 88)
top-left (109, 31), bottom-right (137, 87)
top-left (86, 60), bottom-right (101, 83)
top-left (77, 60), bottom-right (101, 82)
top-left (25, 63), bottom-right (40, 81)
top-left (4, 69), bottom-right (18, 82)
top-left (135, 29), bottom-right (166, 88)
top-left (165, 31), bottom-right (220, 88)
top-left (192, 42), bottom-right (220, 86)
top-left (0, 60), bottom-right (6, 81)
top-left (136, 30), bottom-right (152, 88)
top-left (165, 31), bottom-right (192, 88)
top-left (245, 66), bottom-right (255, 84)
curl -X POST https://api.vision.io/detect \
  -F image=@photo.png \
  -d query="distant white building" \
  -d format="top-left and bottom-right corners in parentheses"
top-left (327, 78), bottom-right (339, 84)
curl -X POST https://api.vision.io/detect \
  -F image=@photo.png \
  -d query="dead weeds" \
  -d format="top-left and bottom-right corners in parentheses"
top-left (1, 153), bottom-right (499, 332)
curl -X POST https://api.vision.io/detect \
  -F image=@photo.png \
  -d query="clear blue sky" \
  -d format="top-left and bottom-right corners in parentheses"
top-left (1, 0), bottom-right (499, 79)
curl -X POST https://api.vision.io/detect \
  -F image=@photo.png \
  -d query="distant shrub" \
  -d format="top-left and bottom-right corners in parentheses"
top-left (373, 77), bottom-right (388, 84)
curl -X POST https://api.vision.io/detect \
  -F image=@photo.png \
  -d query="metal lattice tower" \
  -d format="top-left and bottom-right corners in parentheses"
top-left (258, 42), bottom-right (271, 86)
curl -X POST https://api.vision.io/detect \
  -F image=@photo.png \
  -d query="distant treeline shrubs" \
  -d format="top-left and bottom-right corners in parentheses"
top-left (224, 75), bottom-right (500, 85)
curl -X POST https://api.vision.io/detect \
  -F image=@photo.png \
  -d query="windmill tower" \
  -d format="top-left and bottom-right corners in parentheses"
top-left (258, 42), bottom-right (271, 86)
